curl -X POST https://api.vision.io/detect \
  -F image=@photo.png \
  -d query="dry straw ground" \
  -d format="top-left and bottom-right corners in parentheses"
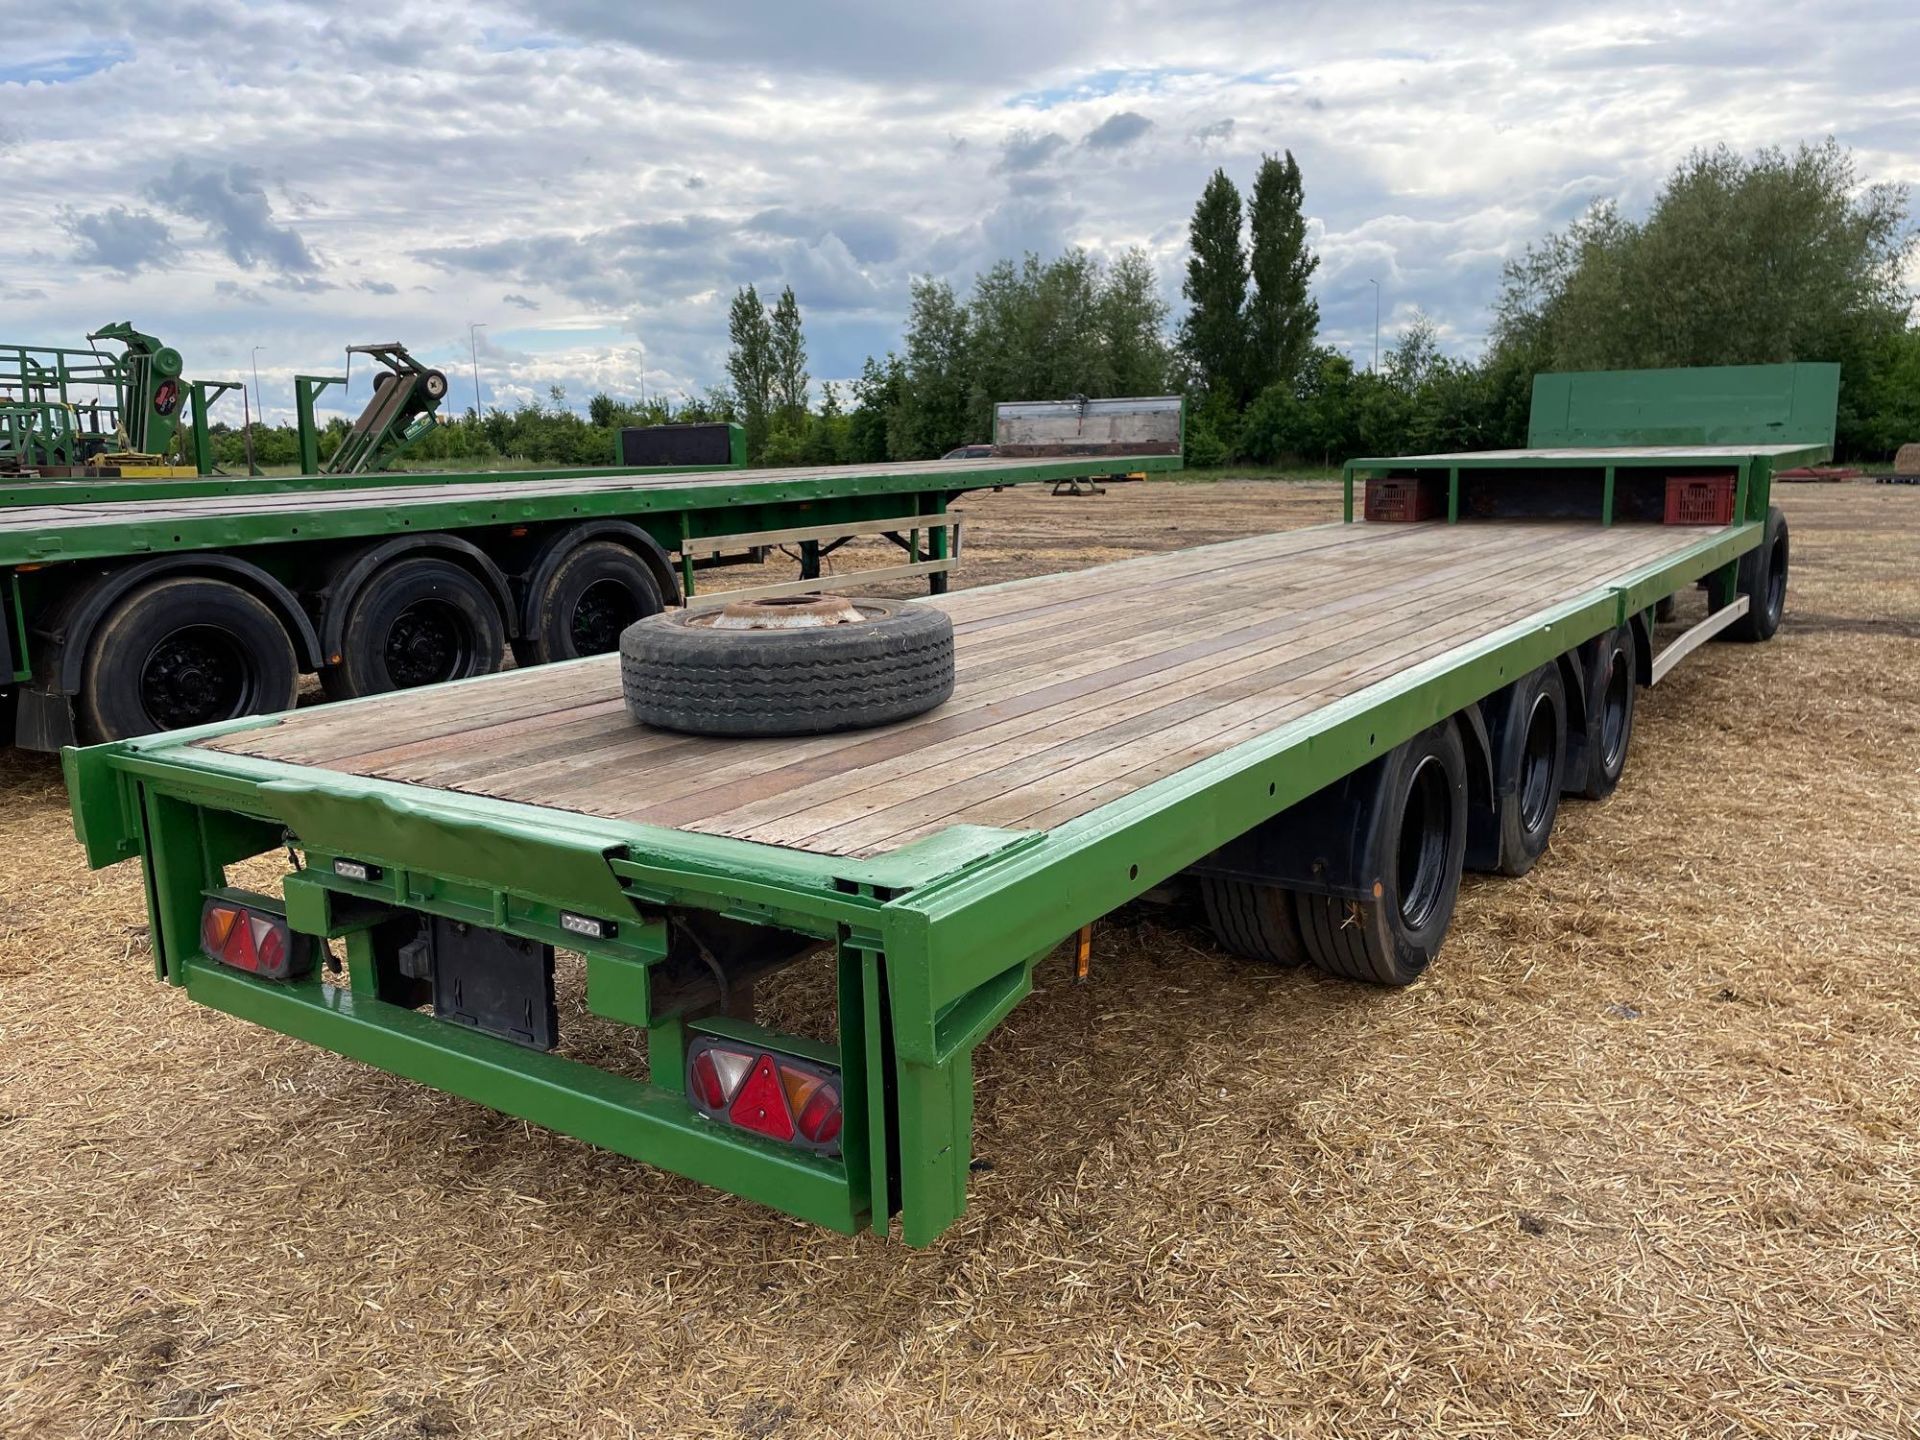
top-left (2, 480), bottom-right (1916, 1438)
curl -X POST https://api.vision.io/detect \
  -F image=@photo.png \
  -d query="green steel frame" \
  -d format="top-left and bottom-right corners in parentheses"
top-left (3, 328), bottom-right (246, 477)
top-left (1, 432), bottom-right (753, 507)
top-left (1338, 443), bottom-right (1823, 614)
top-left (1, 450), bottom-right (1179, 747)
top-left (64, 502), bottom-right (1765, 1246)
top-left (0, 455), bottom-right (1181, 569)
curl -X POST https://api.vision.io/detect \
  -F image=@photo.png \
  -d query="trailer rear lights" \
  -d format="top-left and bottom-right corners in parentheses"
top-left (200, 897), bottom-right (314, 981)
top-left (686, 1037), bottom-right (842, 1154)
top-left (332, 858), bottom-right (382, 884)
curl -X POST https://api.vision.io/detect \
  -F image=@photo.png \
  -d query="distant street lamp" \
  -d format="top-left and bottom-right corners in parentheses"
top-left (468, 322), bottom-right (488, 417)
top-left (1366, 279), bottom-right (1380, 373)
top-left (250, 346), bottom-right (265, 423)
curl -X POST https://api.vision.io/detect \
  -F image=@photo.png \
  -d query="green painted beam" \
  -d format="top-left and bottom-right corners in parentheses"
top-left (182, 960), bottom-right (861, 1234)
top-left (0, 454), bottom-right (1182, 566)
top-left (1341, 442), bottom-right (1829, 473)
top-left (0, 460), bottom-right (749, 508)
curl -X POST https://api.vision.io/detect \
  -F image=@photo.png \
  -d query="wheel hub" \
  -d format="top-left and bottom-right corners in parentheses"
top-left (140, 629), bottom-right (248, 728)
top-left (385, 602), bottom-right (464, 686)
top-left (1518, 693), bottom-right (1557, 833)
top-left (571, 579), bottom-right (644, 653)
top-left (705, 593), bottom-right (874, 631)
top-left (1600, 654), bottom-right (1631, 768)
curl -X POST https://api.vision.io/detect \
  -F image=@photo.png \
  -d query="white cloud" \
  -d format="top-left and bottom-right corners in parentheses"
top-left (2, 0), bottom-right (1915, 423)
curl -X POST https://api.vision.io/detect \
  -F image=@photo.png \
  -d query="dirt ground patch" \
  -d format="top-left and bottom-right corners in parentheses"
top-left (2, 479), bottom-right (1917, 1438)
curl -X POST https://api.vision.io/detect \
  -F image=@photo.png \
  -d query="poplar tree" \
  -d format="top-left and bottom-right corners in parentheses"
top-left (725, 284), bottom-right (773, 460)
top-left (769, 284), bottom-right (810, 431)
top-left (1177, 168), bottom-right (1250, 404)
top-left (1246, 150), bottom-right (1320, 392)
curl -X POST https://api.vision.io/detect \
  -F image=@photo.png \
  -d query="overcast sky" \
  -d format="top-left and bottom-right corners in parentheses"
top-left (4, 1), bottom-right (1916, 426)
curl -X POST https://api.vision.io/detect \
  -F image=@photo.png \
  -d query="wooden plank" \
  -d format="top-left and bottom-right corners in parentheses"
top-left (204, 521), bottom-right (1711, 867)
top-left (421, 541), bottom-right (1420, 804)
top-left (685, 559), bottom-right (952, 608)
top-left (748, 526), bottom-right (1697, 852)
top-left (621, 526), bottom-right (1612, 832)
top-left (948, 541), bottom-right (1671, 840)
top-left (937, 523), bottom-right (1385, 628)
top-left (677, 513), bottom-right (958, 559)
top-left (964, 528), bottom-right (1696, 840)
top-left (205, 659), bottom-right (620, 763)
top-left (346, 526), bottom-right (1598, 811)
top-left (720, 530), bottom-right (1653, 852)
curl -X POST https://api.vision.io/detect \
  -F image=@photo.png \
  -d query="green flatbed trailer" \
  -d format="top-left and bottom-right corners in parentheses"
top-left (0, 445), bottom-right (1181, 750)
top-left (62, 365), bottom-right (1832, 1246)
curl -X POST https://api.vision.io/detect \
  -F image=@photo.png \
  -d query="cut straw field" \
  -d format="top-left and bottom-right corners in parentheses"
top-left (3, 479), bottom-right (1916, 1438)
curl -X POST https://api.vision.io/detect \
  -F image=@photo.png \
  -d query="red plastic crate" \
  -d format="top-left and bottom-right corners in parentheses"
top-left (1364, 475), bottom-right (1442, 522)
top-left (1664, 472), bottom-right (1736, 525)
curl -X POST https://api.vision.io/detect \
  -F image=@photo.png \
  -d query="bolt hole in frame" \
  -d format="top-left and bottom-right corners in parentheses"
top-left (63, 365), bottom-right (1831, 1245)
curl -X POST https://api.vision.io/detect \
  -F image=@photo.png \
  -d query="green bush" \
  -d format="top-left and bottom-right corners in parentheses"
top-left (1184, 415), bottom-right (1230, 467)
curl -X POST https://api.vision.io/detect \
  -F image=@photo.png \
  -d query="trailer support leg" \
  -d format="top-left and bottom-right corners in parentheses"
top-left (138, 789), bottom-right (211, 984)
top-left (1707, 559), bottom-right (1740, 612)
top-left (841, 940), bottom-right (895, 1230)
top-left (896, 1056), bottom-right (972, 1247)
top-left (928, 497), bottom-right (951, 595)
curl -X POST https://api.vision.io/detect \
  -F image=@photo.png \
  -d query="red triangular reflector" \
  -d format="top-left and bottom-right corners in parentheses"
top-left (224, 913), bottom-right (259, 970)
top-left (728, 1055), bottom-right (795, 1141)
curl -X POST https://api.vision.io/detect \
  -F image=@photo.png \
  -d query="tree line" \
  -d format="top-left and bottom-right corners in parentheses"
top-left (213, 137), bottom-right (1917, 474)
top-left (694, 137), bottom-right (1918, 468)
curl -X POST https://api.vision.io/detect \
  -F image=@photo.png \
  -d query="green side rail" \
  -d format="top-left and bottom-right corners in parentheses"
top-left (0, 454), bottom-right (1182, 569)
top-left (63, 516), bottom-right (1757, 1247)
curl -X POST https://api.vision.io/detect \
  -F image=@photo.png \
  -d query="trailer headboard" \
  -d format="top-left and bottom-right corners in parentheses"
top-left (992, 396), bottom-right (1185, 458)
top-left (1527, 363), bottom-right (1839, 453)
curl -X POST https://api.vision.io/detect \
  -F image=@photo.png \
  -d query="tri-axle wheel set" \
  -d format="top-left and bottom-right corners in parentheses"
top-left (1195, 505), bottom-right (1789, 988)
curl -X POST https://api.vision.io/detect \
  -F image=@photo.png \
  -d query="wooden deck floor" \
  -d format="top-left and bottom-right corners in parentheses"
top-left (200, 521), bottom-right (1709, 860)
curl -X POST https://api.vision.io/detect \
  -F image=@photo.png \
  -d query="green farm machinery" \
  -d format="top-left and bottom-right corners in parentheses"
top-left (293, 342), bottom-right (450, 475)
top-left (0, 322), bottom-right (240, 477)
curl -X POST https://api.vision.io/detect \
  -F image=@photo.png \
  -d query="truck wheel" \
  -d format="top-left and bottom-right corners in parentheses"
top-left (1569, 627), bottom-right (1636, 801)
top-left (78, 577), bottom-right (298, 741)
top-left (1296, 720), bottom-right (1468, 986)
top-left (520, 541), bottom-right (665, 664)
top-left (1471, 663), bottom-right (1566, 877)
top-left (322, 556), bottom-right (505, 700)
top-left (1721, 505), bottom-right (1788, 643)
top-left (621, 594), bottom-right (953, 737)
top-left (1200, 878), bottom-right (1306, 965)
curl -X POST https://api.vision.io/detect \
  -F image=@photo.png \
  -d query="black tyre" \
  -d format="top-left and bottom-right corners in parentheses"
top-left (1470, 663), bottom-right (1566, 877)
top-left (1567, 627), bottom-right (1635, 801)
top-left (322, 556), bottom-right (505, 700)
top-left (1200, 878), bottom-right (1306, 966)
top-left (519, 541), bottom-right (665, 665)
top-left (1296, 720), bottom-right (1469, 986)
top-left (78, 576), bottom-right (298, 742)
top-left (422, 369), bottom-right (449, 401)
top-left (621, 595), bottom-right (953, 737)
top-left (1721, 504), bottom-right (1788, 643)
